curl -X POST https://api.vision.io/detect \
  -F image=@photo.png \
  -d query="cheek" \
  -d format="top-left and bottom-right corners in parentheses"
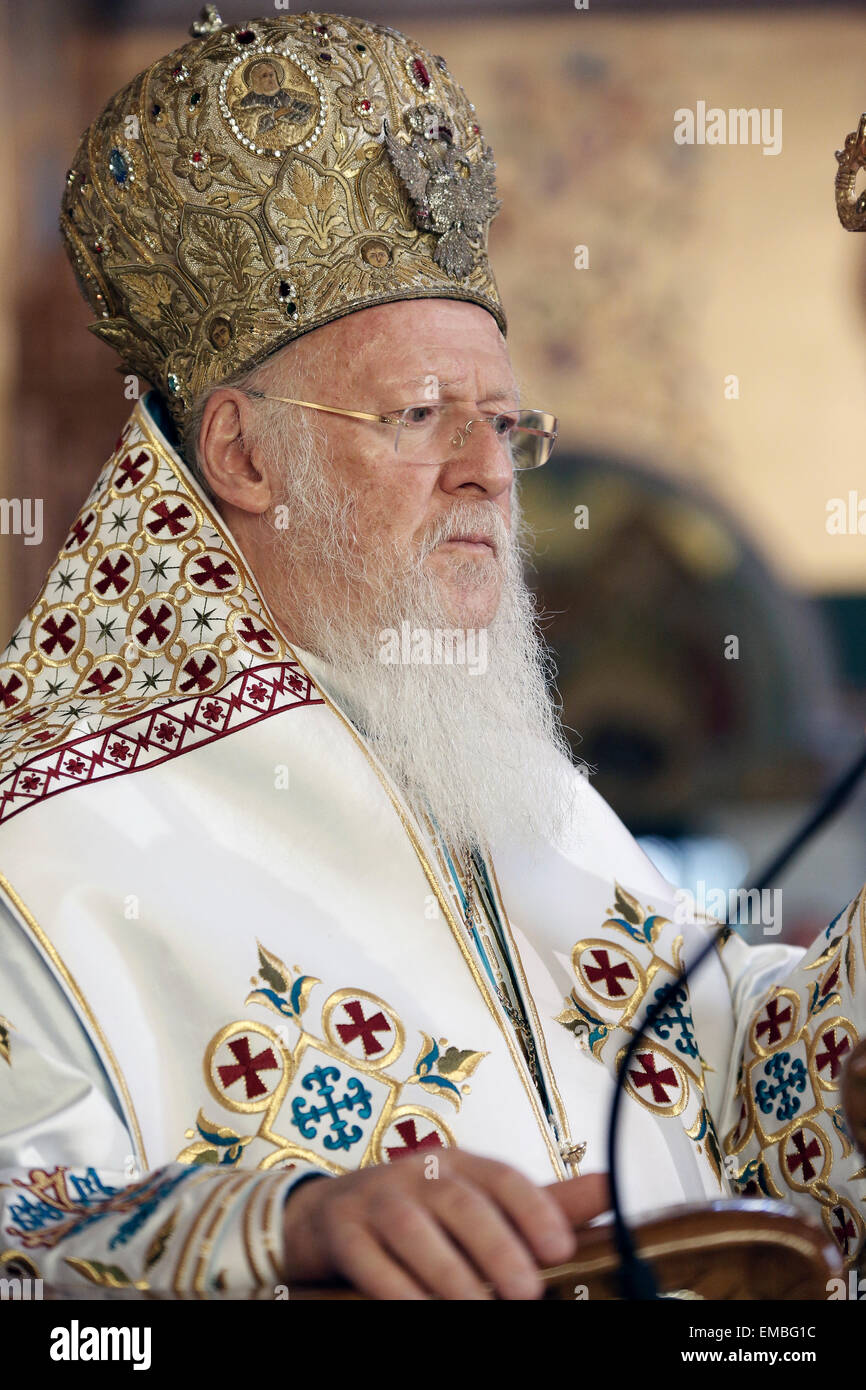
top-left (350, 467), bottom-right (435, 545)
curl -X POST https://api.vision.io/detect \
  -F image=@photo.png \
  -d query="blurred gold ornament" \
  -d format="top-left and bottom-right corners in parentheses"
top-left (189, 5), bottom-right (225, 39)
top-left (835, 111), bottom-right (866, 230)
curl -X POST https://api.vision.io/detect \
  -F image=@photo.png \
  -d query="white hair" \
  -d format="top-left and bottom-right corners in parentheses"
top-left (235, 381), bottom-right (579, 856)
top-left (181, 340), bottom-right (327, 496)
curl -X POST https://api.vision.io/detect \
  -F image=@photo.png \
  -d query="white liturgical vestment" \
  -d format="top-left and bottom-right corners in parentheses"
top-left (0, 394), bottom-right (864, 1293)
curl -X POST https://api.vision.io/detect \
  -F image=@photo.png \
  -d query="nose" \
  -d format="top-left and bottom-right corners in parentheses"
top-left (440, 417), bottom-right (514, 502)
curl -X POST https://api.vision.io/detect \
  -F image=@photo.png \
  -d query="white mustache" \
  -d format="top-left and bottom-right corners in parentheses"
top-left (418, 503), bottom-right (509, 561)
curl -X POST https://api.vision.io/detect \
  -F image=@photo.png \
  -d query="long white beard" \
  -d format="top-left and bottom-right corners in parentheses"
top-left (246, 397), bottom-right (578, 855)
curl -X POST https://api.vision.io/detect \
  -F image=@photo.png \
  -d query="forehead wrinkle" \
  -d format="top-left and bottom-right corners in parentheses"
top-left (389, 373), bottom-right (521, 404)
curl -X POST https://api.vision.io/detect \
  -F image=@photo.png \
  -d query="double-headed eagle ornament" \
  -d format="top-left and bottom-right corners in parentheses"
top-left (385, 104), bottom-right (501, 280)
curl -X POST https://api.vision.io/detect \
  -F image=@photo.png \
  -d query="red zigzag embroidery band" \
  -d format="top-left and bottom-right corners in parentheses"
top-left (0, 662), bottom-right (323, 826)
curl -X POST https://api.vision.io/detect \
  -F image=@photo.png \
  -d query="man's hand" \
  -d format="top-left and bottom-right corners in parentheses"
top-left (282, 1152), bottom-right (609, 1300)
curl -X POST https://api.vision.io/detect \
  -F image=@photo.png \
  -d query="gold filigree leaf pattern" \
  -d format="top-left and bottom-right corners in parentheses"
top-left (64, 1257), bottom-right (148, 1290)
top-left (177, 207), bottom-right (270, 299)
top-left (613, 883), bottom-right (644, 926)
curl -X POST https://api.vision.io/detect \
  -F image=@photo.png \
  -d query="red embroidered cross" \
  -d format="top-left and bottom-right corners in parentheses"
top-left (815, 1028), bottom-right (851, 1080)
top-left (39, 613), bottom-right (77, 656)
top-left (336, 1000), bottom-right (391, 1056)
top-left (755, 998), bottom-right (792, 1046)
top-left (584, 948), bottom-right (634, 999)
top-left (81, 665), bottom-right (122, 696)
top-left (191, 555), bottom-right (235, 590)
top-left (831, 1205), bottom-right (857, 1254)
top-left (630, 1052), bottom-right (678, 1105)
top-left (385, 1118), bottom-right (444, 1162)
top-left (235, 617), bottom-right (275, 653)
top-left (785, 1129), bottom-right (821, 1181)
top-left (147, 500), bottom-right (192, 537)
top-left (136, 602), bottom-right (173, 647)
top-left (93, 553), bottom-right (131, 596)
top-left (0, 673), bottom-right (23, 709)
top-left (180, 654), bottom-right (217, 693)
top-left (66, 512), bottom-right (95, 549)
top-left (115, 450), bottom-right (149, 489)
top-left (217, 1036), bottom-right (279, 1100)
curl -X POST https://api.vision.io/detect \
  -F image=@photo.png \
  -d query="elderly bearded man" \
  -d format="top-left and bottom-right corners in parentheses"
top-left (0, 10), bottom-right (864, 1302)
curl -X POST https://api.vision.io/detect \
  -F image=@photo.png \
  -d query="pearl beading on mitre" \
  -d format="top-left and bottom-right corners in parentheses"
top-left (217, 46), bottom-right (324, 159)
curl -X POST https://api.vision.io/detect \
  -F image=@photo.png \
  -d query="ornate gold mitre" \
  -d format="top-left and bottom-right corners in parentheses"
top-left (60, 6), bottom-right (506, 426)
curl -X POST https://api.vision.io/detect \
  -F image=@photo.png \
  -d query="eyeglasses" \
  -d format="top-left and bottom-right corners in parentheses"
top-left (245, 391), bottom-right (558, 470)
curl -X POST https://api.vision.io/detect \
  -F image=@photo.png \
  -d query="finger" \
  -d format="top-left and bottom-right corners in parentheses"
top-left (430, 1178), bottom-right (545, 1300)
top-left (451, 1155), bottom-right (577, 1267)
top-left (374, 1193), bottom-right (492, 1301)
top-left (545, 1171), bottom-right (611, 1228)
top-left (328, 1217), bottom-right (429, 1300)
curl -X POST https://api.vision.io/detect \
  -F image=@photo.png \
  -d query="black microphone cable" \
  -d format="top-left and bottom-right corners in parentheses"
top-left (605, 922), bottom-right (729, 1300)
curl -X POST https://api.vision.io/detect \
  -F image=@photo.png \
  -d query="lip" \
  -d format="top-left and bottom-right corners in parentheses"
top-left (439, 534), bottom-right (495, 552)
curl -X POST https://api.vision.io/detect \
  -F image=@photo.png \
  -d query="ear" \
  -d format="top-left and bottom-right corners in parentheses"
top-left (197, 390), bottom-right (274, 514)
